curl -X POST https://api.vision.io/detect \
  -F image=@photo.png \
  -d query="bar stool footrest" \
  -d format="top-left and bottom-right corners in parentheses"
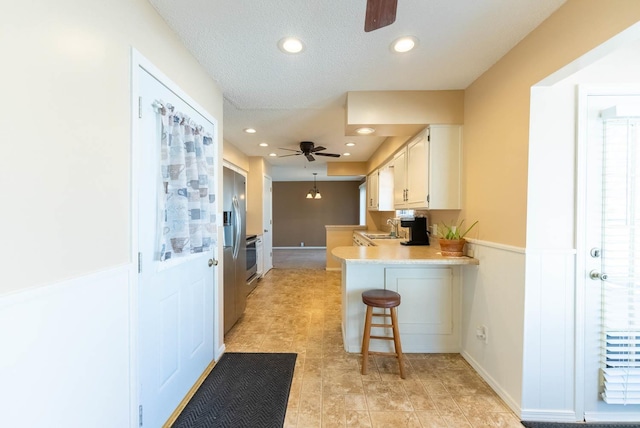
top-left (370, 335), bottom-right (394, 340)
top-left (367, 351), bottom-right (399, 357)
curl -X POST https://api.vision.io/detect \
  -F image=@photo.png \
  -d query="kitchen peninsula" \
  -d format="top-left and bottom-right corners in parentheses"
top-left (332, 231), bottom-right (478, 354)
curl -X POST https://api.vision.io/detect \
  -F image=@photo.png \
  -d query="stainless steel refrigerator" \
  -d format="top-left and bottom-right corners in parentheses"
top-left (223, 166), bottom-right (247, 334)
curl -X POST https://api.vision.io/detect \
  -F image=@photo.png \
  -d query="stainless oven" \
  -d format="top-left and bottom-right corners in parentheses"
top-left (246, 235), bottom-right (258, 290)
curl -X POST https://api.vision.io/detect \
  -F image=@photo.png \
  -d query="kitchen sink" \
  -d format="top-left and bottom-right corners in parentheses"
top-left (364, 233), bottom-right (402, 239)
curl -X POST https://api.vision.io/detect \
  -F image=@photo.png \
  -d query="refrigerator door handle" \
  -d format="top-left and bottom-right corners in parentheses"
top-left (232, 196), bottom-right (241, 259)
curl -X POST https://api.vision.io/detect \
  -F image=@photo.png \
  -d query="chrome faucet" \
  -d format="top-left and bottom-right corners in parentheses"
top-left (387, 218), bottom-right (400, 237)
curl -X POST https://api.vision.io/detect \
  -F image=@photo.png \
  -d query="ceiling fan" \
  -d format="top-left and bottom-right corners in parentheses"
top-left (364, 0), bottom-right (398, 32)
top-left (279, 141), bottom-right (341, 162)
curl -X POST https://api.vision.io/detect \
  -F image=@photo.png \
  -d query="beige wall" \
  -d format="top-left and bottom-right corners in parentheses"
top-left (463, 0), bottom-right (640, 247)
top-left (366, 135), bottom-right (413, 174)
top-left (1, 0), bottom-right (223, 293)
top-left (326, 162), bottom-right (367, 176)
top-left (273, 181), bottom-right (360, 247)
top-left (223, 139), bottom-right (250, 172)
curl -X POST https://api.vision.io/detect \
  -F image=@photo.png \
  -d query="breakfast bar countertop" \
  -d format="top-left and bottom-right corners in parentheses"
top-left (331, 243), bottom-right (479, 265)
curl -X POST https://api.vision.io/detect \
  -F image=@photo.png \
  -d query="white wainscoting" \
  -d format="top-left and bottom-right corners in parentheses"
top-left (0, 264), bottom-right (134, 427)
top-left (520, 247), bottom-right (578, 422)
top-left (460, 239), bottom-right (579, 422)
top-left (460, 239), bottom-right (526, 416)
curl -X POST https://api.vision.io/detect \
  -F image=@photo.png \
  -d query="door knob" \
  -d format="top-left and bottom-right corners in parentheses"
top-left (589, 270), bottom-right (608, 280)
top-left (208, 259), bottom-right (218, 267)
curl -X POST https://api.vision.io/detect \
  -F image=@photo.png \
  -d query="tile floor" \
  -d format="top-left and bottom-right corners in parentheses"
top-left (224, 257), bottom-right (523, 427)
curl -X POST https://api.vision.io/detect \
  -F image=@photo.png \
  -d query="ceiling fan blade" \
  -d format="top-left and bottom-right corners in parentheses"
top-left (279, 147), bottom-right (301, 152)
top-left (305, 153), bottom-right (316, 162)
top-left (315, 152), bottom-right (341, 158)
top-left (364, 0), bottom-right (397, 32)
top-left (279, 153), bottom-right (302, 157)
top-left (310, 146), bottom-right (327, 153)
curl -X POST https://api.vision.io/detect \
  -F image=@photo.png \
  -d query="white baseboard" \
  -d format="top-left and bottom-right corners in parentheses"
top-left (520, 409), bottom-right (578, 422)
top-left (461, 351), bottom-right (522, 417)
top-left (584, 411), bottom-right (640, 422)
top-left (215, 343), bottom-right (226, 361)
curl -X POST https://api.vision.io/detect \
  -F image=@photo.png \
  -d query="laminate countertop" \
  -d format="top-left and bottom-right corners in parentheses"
top-left (331, 231), bottom-right (479, 265)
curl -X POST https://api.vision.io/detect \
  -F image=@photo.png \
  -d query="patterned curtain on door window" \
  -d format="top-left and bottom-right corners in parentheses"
top-left (157, 102), bottom-right (216, 261)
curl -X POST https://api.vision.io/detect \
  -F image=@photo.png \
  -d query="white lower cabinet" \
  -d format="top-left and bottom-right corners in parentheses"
top-left (340, 263), bottom-right (461, 353)
top-left (385, 267), bottom-right (453, 336)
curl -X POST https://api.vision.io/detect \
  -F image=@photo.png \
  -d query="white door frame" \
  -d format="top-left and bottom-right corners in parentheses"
top-left (576, 86), bottom-right (640, 422)
top-left (263, 174), bottom-right (273, 274)
top-left (129, 48), bottom-right (225, 427)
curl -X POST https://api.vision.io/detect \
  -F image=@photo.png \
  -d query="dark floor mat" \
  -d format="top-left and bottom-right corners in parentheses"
top-left (172, 352), bottom-right (297, 428)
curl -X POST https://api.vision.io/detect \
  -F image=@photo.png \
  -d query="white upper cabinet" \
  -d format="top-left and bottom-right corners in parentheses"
top-left (367, 169), bottom-right (379, 210)
top-left (393, 125), bottom-right (462, 210)
top-left (367, 162), bottom-right (394, 211)
top-left (428, 125), bottom-right (462, 209)
top-left (393, 149), bottom-right (407, 207)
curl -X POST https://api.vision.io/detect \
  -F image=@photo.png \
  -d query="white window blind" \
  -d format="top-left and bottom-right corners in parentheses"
top-left (600, 117), bottom-right (640, 405)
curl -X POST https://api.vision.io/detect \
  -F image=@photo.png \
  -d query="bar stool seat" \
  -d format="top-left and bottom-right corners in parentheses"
top-left (361, 289), bottom-right (405, 379)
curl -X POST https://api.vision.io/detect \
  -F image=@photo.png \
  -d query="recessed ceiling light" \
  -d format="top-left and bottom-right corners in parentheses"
top-left (278, 37), bottom-right (304, 54)
top-left (345, 142), bottom-right (356, 147)
top-left (356, 127), bottom-right (375, 135)
top-left (259, 142), bottom-right (269, 147)
top-left (244, 128), bottom-right (257, 134)
top-left (269, 153), bottom-right (277, 157)
top-left (391, 36), bottom-right (418, 53)
top-left (343, 152), bottom-right (351, 156)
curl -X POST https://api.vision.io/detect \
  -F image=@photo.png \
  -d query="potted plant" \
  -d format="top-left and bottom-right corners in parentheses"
top-left (437, 219), bottom-right (478, 257)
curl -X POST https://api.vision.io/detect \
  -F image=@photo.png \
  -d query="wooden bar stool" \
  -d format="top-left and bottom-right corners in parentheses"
top-left (361, 289), bottom-right (405, 379)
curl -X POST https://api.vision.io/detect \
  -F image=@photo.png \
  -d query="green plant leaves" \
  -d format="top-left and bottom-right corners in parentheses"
top-left (438, 219), bottom-right (478, 240)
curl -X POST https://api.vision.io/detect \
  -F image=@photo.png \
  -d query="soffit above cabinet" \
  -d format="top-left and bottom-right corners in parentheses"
top-left (345, 91), bottom-right (464, 137)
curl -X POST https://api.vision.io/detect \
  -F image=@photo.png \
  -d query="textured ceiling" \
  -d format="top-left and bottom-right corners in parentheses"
top-left (148, 0), bottom-right (566, 180)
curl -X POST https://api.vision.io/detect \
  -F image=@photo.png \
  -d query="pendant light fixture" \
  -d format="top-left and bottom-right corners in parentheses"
top-left (306, 173), bottom-right (322, 199)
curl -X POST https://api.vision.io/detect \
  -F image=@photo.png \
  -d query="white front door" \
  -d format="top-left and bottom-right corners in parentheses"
top-left (136, 62), bottom-right (216, 427)
top-left (263, 175), bottom-right (273, 273)
top-left (583, 92), bottom-right (640, 421)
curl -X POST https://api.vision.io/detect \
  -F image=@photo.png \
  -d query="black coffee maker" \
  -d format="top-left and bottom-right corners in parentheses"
top-left (400, 217), bottom-right (430, 246)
